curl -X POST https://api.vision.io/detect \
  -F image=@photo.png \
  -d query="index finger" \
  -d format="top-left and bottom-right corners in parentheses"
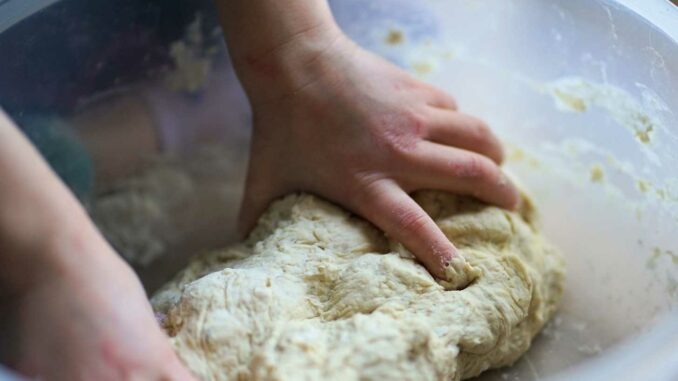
top-left (353, 179), bottom-right (457, 280)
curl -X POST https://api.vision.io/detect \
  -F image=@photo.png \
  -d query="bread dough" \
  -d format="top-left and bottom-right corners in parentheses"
top-left (152, 191), bottom-right (565, 380)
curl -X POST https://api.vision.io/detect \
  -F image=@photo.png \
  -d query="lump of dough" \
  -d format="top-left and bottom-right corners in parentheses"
top-left (152, 191), bottom-right (565, 381)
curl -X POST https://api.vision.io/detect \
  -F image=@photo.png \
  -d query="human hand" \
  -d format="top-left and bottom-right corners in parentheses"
top-left (8, 233), bottom-right (195, 381)
top-left (0, 102), bottom-right (194, 380)
top-left (235, 31), bottom-right (519, 279)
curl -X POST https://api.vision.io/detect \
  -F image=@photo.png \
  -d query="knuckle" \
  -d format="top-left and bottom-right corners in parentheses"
top-left (392, 207), bottom-right (430, 235)
top-left (347, 173), bottom-right (385, 210)
top-left (401, 110), bottom-right (427, 138)
top-left (374, 111), bottom-right (424, 157)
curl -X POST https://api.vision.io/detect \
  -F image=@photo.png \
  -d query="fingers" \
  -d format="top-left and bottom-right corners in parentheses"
top-left (402, 141), bottom-right (520, 209)
top-left (425, 108), bottom-right (504, 164)
top-left (352, 179), bottom-right (457, 279)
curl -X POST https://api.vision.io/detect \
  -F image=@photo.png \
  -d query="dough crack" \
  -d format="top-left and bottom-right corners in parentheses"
top-left (152, 191), bottom-right (565, 380)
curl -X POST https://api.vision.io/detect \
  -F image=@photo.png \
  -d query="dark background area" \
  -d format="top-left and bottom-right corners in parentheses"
top-left (0, 0), bottom-right (219, 118)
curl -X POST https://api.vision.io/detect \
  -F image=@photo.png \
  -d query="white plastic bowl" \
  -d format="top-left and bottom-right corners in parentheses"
top-left (0, 0), bottom-right (675, 380)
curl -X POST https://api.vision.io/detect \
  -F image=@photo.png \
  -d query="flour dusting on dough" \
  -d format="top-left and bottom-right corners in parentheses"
top-left (152, 192), bottom-right (565, 380)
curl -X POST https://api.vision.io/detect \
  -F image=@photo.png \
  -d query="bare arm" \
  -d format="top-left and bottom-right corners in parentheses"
top-left (0, 110), bottom-right (90, 290)
top-left (215, 0), bottom-right (341, 101)
top-left (0, 110), bottom-right (194, 380)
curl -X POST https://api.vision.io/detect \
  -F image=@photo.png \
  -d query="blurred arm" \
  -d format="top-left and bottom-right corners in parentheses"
top-left (0, 110), bottom-right (108, 292)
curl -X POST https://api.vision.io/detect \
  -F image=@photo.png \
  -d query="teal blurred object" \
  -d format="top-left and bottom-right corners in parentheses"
top-left (19, 116), bottom-right (94, 202)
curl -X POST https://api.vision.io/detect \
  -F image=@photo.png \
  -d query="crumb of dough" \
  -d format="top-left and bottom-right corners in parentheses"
top-left (385, 29), bottom-right (404, 45)
top-left (637, 180), bottom-right (650, 193)
top-left (152, 191), bottom-right (565, 381)
top-left (553, 89), bottom-right (587, 112)
top-left (635, 128), bottom-right (652, 144)
top-left (590, 165), bottom-right (605, 182)
top-left (164, 15), bottom-right (223, 94)
top-left (634, 115), bottom-right (654, 144)
top-left (509, 148), bottom-right (525, 161)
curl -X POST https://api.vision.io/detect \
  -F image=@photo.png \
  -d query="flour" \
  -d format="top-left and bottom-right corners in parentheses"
top-left (92, 166), bottom-right (193, 266)
top-left (152, 191), bottom-right (565, 380)
top-left (91, 144), bottom-right (247, 266)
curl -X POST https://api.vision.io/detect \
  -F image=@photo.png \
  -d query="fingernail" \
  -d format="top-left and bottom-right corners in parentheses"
top-left (441, 249), bottom-right (457, 268)
top-left (498, 173), bottom-right (509, 187)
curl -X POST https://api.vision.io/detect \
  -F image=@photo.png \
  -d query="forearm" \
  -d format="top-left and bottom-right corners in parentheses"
top-left (214, 0), bottom-right (344, 101)
top-left (0, 110), bottom-right (107, 292)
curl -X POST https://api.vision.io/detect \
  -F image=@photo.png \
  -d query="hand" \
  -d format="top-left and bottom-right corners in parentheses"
top-left (0, 111), bottom-right (194, 380)
top-left (7, 233), bottom-right (195, 381)
top-left (236, 32), bottom-right (519, 279)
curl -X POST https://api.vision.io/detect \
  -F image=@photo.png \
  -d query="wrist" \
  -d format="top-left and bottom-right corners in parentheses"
top-left (236, 26), bottom-right (350, 104)
top-left (217, 0), bottom-right (348, 103)
top-left (0, 111), bottom-right (132, 298)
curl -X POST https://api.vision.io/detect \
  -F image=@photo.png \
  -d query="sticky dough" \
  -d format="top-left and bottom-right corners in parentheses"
top-left (152, 191), bottom-right (565, 380)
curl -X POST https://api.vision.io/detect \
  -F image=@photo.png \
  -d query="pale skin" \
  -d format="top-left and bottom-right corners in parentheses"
top-left (0, 0), bottom-right (518, 379)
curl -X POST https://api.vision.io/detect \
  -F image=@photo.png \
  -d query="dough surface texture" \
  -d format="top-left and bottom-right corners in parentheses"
top-left (152, 192), bottom-right (565, 380)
